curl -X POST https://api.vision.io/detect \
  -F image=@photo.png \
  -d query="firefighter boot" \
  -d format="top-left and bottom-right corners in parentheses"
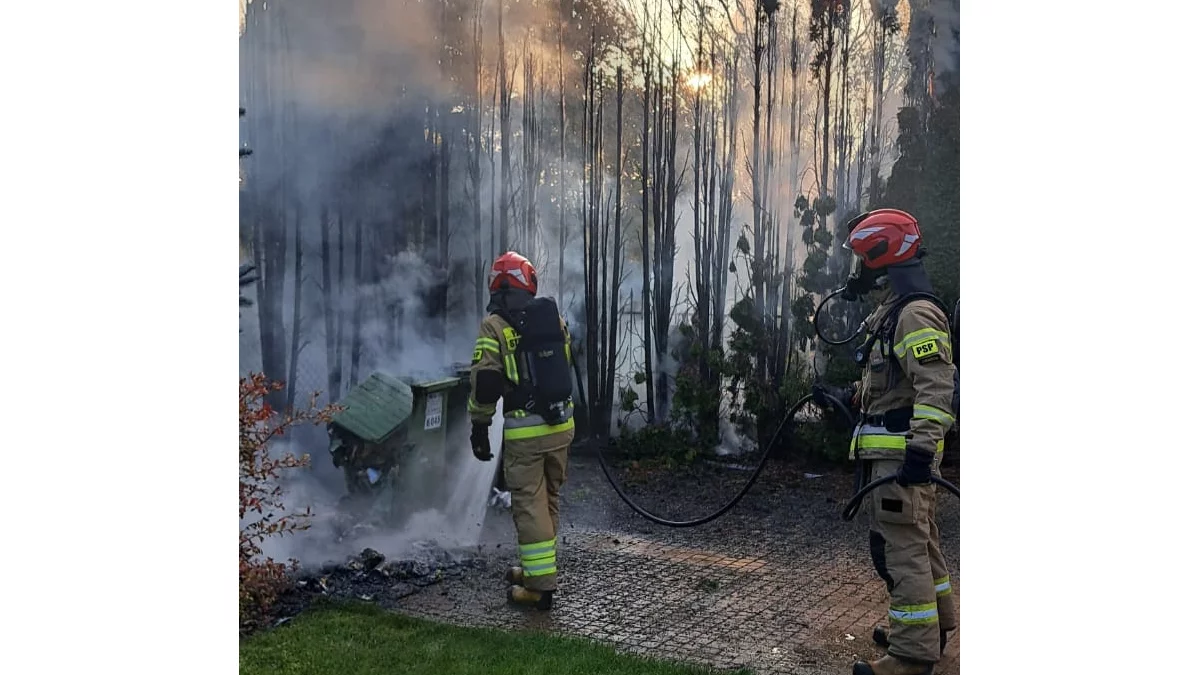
top-left (507, 584), bottom-right (554, 610)
top-left (505, 566), bottom-right (523, 585)
top-left (871, 626), bottom-right (952, 656)
top-left (851, 654), bottom-right (933, 675)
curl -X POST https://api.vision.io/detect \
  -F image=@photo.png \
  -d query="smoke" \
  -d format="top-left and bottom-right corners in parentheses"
top-left (239, 0), bottom-right (940, 535)
top-left (927, 0), bottom-right (960, 84)
top-left (904, 0), bottom-right (959, 97)
top-left (254, 408), bottom-right (509, 567)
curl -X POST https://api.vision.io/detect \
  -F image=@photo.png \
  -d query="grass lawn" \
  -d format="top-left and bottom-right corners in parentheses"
top-left (240, 601), bottom-right (754, 675)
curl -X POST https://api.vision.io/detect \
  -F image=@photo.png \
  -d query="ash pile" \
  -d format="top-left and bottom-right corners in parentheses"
top-left (271, 543), bottom-right (486, 626)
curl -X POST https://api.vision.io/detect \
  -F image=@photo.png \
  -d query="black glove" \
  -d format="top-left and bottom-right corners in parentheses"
top-left (470, 423), bottom-right (492, 462)
top-left (812, 383), bottom-right (857, 411)
top-left (896, 446), bottom-right (935, 487)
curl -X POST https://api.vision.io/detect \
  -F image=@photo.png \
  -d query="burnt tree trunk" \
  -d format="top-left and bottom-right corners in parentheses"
top-left (498, 4), bottom-right (512, 253)
top-left (349, 218), bottom-right (365, 387)
top-left (320, 206), bottom-right (341, 401)
top-left (603, 66), bottom-right (625, 437)
top-left (639, 46), bottom-right (656, 423)
top-left (286, 206), bottom-right (303, 410)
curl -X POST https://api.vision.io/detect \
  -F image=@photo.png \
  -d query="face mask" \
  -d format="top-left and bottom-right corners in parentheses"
top-left (843, 253), bottom-right (886, 301)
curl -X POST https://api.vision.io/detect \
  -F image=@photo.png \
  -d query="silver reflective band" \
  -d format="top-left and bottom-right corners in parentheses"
top-left (889, 606), bottom-right (938, 622)
top-left (914, 404), bottom-right (955, 426)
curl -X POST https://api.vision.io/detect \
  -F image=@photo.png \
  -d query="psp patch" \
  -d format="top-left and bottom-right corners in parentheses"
top-left (912, 338), bottom-right (940, 363)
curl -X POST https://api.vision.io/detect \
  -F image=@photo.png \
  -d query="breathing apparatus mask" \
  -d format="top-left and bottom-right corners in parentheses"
top-left (842, 250), bottom-right (888, 302)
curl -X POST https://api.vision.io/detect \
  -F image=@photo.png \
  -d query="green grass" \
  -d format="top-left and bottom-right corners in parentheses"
top-left (240, 601), bottom-right (754, 675)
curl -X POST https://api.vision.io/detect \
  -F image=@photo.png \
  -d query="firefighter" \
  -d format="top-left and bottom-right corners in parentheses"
top-left (467, 252), bottom-right (576, 610)
top-left (817, 209), bottom-right (958, 675)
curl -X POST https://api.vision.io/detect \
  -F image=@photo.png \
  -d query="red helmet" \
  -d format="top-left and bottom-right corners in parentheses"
top-left (843, 209), bottom-right (922, 270)
top-left (488, 251), bottom-right (538, 294)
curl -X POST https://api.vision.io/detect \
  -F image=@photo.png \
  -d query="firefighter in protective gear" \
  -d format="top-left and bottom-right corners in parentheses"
top-left (468, 252), bottom-right (576, 610)
top-left (835, 209), bottom-right (958, 675)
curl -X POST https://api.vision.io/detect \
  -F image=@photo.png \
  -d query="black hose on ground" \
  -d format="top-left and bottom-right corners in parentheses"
top-left (593, 393), bottom-right (816, 528)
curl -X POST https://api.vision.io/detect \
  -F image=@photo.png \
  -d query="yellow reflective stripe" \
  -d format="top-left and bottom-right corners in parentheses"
top-left (468, 397), bottom-right (495, 414)
top-left (503, 416), bottom-right (575, 440)
top-left (859, 434), bottom-right (906, 450)
top-left (889, 602), bottom-right (938, 625)
top-left (914, 404), bottom-right (956, 426)
top-left (501, 327), bottom-right (519, 351)
top-left (893, 327), bottom-right (949, 357)
top-left (519, 538), bottom-right (556, 554)
top-left (504, 354), bottom-right (519, 382)
top-left (474, 337), bottom-right (500, 362)
top-left (519, 539), bottom-right (557, 576)
top-left (564, 340), bottom-right (572, 364)
top-left (855, 435), bottom-right (945, 454)
top-left (934, 575), bottom-right (952, 597)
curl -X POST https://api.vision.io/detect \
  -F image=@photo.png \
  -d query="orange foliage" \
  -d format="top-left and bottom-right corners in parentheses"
top-left (239, 373), bottom-right (338, 627)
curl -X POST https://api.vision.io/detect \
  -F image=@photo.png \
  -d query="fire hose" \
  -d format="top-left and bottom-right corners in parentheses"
top-left (574, 285), bottom-right (958, 528)
top-left (841, 473), bottom-right (960, 521)
top-left (585, 378), bottom-right (817, 528)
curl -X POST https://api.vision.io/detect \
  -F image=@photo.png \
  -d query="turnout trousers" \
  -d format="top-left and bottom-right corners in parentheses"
top-left (867, 458), bottom-right (958, 664)
top-left (503, 427), bottom-right (572, 592)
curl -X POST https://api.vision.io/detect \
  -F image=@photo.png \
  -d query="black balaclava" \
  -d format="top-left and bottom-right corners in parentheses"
top-left (487, 285), bottom-right (535, 317)
top-left (883, 255), bottom-right (934, 297)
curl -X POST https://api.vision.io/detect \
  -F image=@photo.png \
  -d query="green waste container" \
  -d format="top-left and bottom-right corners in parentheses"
top-left (327, 369), bottom-right (473, 523)
top-left (400, 375), bottom-right (467, 508)
top-left (326, 372), bottom-right (415, 524)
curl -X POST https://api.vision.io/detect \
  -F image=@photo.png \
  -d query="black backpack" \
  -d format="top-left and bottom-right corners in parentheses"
top-left (500, 297), bottom-right (575, 425)
top-left (951, 299), bottom-right (959, 417)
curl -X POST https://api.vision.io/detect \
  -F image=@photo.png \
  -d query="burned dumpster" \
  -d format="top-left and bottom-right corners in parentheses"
top-left (327, 372), bottom-right (415, 521)
top-left (327, 369), bottom-right (473, 526)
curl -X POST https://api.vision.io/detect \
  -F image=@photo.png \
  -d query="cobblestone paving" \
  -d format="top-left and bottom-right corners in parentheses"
top-left (395, 451), bottom-right (960, 675)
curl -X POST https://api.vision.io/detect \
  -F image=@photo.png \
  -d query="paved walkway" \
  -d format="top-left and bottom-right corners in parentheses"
top-left (395, 452), bottom-right (960, 675)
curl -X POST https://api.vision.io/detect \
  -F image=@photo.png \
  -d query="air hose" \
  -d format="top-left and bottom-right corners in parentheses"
top-left (814, 286), bottom-right (865, 346)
